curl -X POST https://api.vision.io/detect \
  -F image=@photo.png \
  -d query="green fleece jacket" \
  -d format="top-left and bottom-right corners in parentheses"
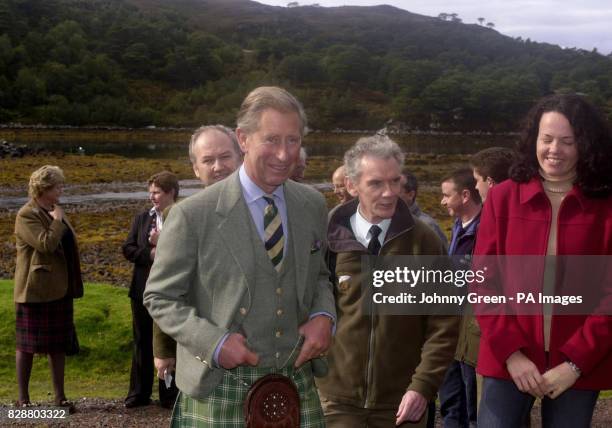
top-left (316, 199), bottom-right (459, 408)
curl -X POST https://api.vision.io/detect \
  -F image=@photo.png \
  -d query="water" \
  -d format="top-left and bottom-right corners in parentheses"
top-left (0, 180), bottom-right (333, 209)
top-left (1, 131), bottom-right (514, 209)
top-left (15, 132), bottom-right (517, 158)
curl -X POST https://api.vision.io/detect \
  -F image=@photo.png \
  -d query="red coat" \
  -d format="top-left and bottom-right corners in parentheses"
top-left (474, 177), bottom-right (612, 390)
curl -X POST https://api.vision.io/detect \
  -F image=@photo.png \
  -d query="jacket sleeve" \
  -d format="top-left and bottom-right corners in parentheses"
top-left (408, 229), bottom-right (459, 401)
top-left (143, 204), bottom-right (228, 368)
top-left (153, 321), bottom-right (177, 359)
top-left (307, 195), bottom-right (337, 320)
top-left (474, 189), bottom-right (530, 365)
top-left (559, 228), bottom-right (612, 374)
top-left (15, 208), bottom-right (66, 254)
top-left (122, 213), bottom-right (152, 266)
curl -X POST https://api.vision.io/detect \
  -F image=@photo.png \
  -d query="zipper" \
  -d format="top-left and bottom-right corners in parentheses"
top-left (364, 277), bottom-right (376, 409)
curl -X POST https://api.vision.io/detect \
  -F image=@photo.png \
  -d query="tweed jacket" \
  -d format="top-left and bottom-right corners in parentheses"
top-left (14, 199), bottom-right (83, 303)
top-left (143, 171), bottom-right (335, 399)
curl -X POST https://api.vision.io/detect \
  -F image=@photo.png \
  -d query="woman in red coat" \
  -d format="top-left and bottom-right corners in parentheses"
top-left (475, 94), bottom-right (612, 427)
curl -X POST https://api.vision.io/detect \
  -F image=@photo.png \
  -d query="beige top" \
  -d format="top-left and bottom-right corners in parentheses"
top-left (540, 170), bottom-right (575, 351)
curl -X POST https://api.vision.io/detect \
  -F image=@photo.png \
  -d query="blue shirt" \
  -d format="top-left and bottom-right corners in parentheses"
top-left (239, 165), bottom-right (288, 257)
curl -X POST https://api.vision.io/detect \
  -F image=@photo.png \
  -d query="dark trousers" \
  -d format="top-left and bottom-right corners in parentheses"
top-left (430, 360), bottom-right (477, 428)
top-left (478, 377), bottom-right (598, 428)
top-left (127, 298), bottom-right (154, 402)
top-left (127, 298), bottom-right (179, 405)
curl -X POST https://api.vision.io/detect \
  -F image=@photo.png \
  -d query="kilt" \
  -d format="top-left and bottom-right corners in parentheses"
top-left (171, 363), bottom-right (325, 428)
top-left (15, 297), bottom-right (74, 354)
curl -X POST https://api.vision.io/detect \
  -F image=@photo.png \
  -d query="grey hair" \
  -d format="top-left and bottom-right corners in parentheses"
top-left (189, 125), bottom-right (241, 163)
top-left (344, 135), bottom-right (405, 181)
top-left (236, 86), bottom-right (307, 136)
top-left (28, 165), bottom-right (65, 198)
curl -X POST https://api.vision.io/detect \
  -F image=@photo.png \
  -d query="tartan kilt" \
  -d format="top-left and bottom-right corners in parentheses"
top-left (171, 363), bottom-right (325, 428)
top-left (15, 297), bottom-right (74, 354)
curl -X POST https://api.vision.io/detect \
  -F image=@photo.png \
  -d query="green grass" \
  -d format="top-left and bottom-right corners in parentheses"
top-left (0, 280), bottom-right (134, 403)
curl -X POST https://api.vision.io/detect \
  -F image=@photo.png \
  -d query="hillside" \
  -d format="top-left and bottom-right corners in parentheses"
top-left (0, 0), bottom-right (610, 130)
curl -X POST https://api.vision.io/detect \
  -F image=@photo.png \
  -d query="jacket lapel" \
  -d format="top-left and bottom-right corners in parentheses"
top-left (285, 181), bottom-right (310, 305)
top-left (216, 172), bottom-right (255, 292)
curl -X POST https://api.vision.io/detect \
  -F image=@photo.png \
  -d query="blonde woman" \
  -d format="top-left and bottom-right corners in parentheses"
top-left (14, 165), bottom-right (83, 412)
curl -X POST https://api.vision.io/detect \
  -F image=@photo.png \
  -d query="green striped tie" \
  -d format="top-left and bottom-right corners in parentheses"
top-left (263, 196), bottom-right (284, 271)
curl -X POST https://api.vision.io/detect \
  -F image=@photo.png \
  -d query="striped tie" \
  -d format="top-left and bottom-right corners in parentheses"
top-left (263, 196), bottom-right (284, 271)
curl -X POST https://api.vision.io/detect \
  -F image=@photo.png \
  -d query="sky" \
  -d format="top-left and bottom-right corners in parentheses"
top-left (256, 0), bottom-right (612, 55)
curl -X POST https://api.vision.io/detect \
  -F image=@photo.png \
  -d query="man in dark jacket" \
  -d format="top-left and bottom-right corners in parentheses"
top-left (317, 135), bottom-right (459, 427)
top-left (436, 168), bottom-right (482, 428)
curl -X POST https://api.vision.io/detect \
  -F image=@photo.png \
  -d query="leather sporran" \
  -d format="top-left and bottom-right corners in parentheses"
top-left (244, 373), bottom-right (300, 428)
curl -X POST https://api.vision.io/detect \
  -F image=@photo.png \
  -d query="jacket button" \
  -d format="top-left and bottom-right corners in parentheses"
top-left (239, 307), bottom-right (247, 315)
top-left (276, 309), bottom-right (283, 316)
top-left (276, 288), bottom-right (283, 295)
top-left (275, 330), bottom-right (282, 338)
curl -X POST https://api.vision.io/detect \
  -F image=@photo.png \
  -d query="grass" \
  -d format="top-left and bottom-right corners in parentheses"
top-left (0, 280), bottom-right (134, 404)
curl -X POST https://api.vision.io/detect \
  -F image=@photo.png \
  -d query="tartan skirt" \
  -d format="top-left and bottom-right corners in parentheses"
top-left (15, 297), bottom-right (74, 354)
top-left (171, 363), bottom-right (325, 428)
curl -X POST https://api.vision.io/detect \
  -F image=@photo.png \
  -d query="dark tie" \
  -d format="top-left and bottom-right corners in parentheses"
top-left (367, 225), bottom-right (382, 255)
top-left (263, 196), bottom-right (284, 271)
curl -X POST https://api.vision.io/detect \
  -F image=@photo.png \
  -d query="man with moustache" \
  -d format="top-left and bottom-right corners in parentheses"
top-left (145, 86), bottom-right (335, 427)
top-left (317, 135), bottom-right (458, 427)
top-left (151, 125), bottom-right (243, 405)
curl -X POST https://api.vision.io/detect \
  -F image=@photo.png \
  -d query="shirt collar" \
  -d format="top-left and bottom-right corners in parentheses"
top-left (354, 204), bottom-right (392, 243)
top-left (149, 207), bottom-right (160, 217)
top-left (238, 164), bottom-right (285, 204)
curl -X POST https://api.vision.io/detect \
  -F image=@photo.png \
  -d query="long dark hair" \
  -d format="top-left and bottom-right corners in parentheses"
top-left (510, 94), bottom-right (612, 198)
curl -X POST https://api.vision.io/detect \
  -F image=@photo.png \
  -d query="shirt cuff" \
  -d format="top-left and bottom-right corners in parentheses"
top-left (212, 333), bottom-right (230, 367)
top-left (309, 312), bottom-right (337, 336)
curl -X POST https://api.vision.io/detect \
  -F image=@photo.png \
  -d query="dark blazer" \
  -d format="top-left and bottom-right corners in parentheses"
top-left (14, 199), bottom-right (83, 303)
top-left (122, 210), bottom-right (155, 300)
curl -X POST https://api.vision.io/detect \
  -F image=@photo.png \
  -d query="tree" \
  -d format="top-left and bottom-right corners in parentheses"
top-left (486, 22), bottom-right (495, 29)
top-left (437, 13), bottom-right (448, 21)
top-left (477, 17), bottom-right (485, 25)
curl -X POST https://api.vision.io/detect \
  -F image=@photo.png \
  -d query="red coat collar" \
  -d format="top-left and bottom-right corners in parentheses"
top-left (519, 177), bottom-right (591, 211)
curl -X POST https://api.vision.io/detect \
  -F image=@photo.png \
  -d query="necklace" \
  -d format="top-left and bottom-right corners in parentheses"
top-left (542, 182), bottom-right (572, 194)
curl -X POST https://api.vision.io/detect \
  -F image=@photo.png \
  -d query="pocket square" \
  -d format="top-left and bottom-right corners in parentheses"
top-left (310, 240), bottom-right (322, 254)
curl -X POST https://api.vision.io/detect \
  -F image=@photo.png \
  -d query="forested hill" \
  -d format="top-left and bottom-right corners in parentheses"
top-left (1, 0), bottom-right (611, 131)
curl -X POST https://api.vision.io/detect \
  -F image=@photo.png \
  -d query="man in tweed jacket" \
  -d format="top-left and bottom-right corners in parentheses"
top-left (144, 86), bottom-right (335, 427)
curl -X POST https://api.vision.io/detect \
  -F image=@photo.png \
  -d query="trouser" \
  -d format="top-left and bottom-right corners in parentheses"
top-left (127, 298), bottom-right (154, 401)
top-left (435, 360), bottom-right (477, 428)
top-left (321, 397), bottom-right (428, 428)
top-left (478, 377), bottom-right (598, 428)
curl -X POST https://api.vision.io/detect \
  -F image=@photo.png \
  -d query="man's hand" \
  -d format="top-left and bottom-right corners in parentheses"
top-left (218, 333), bottom-right (259, 369)
top-left (149, 230), bottom-right (160, 246)
top-left (506, 350), bottom-right (549, 398)
top-left (49, 204), bottom-right (64, 221)
top-left (154, 357), bottom-right (176, 379)
top-left (150, 246), bottom-right (156, 260)
top-left (395, 390), bottom-right (427, 425)
top-left (542, 362), bottom-right (580, 399)
top-left (294, 315), bottom-right (333, 368)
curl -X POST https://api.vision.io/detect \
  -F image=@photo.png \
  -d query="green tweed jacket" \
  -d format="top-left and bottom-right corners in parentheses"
top-left (144, 171), bottom-right (335, 399)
